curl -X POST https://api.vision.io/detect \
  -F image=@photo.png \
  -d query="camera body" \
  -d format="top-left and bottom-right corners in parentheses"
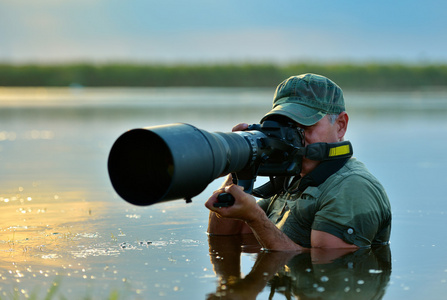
top-left (226, 119), bottom-right (305, 195)
top-left (246, 119), bottom-right (305, 176)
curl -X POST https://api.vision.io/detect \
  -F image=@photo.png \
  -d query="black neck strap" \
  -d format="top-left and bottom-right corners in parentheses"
top-left (293, 157), bottom-right (350, 193)
top-left (253, 141), bottom-right (353, 198)
top-left (253, 153), bottom-right (352, 198)
top-left (305, 141), bottom-right (353, 161)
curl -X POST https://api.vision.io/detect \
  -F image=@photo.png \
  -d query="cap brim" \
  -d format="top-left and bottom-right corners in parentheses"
top-left (260, 103), bottom-right (327, 126)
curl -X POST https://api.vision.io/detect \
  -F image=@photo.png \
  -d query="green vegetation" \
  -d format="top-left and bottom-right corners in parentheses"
top-left (1, 63), bottom-right (446, 90)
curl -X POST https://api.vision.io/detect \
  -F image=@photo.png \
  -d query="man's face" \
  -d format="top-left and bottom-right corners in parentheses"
top-left (297, 114), bottom-right (342, 176)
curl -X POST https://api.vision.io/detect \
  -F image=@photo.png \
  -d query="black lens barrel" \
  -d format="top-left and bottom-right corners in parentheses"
top-left (107, 123), bottom-right (265, 206)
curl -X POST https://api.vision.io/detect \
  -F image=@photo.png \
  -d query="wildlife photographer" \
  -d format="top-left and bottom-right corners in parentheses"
top-left (205, 73), bottom-right (391, 251)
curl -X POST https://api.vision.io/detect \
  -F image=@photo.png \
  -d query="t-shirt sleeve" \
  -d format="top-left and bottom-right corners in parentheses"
top-left (311, 174), bottom-right (390, 247)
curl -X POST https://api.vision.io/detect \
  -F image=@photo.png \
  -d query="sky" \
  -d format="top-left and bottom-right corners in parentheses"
top-left (0, 0), bottom-right (446, 64)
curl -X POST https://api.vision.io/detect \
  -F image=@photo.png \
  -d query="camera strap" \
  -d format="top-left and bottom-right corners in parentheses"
top-left (252, 141), bottom-right (353, 198)
top-left (293, 156), bottom-right (351, 193)
top-left (304, 141), bottom-right (353, 161)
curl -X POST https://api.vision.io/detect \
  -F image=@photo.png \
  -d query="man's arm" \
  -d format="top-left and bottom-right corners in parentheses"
top-left (206, 184), bottom-right (304, 251)
top-left (311, 230), bottom-right (358, 249)
top-left (246, 208), bottom-right (305, 251)
top-left (205, 184), bottom-right (359, 251)
top-left (207, 208), bottom-right (252, 235)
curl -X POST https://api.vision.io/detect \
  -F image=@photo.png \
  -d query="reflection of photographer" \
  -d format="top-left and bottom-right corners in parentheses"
top-left (206, 74), bottom-right (391, 251)
top-left (281, 246), bottom-right (392, 300)
top-left (207, 235), bottom-right (391, 300)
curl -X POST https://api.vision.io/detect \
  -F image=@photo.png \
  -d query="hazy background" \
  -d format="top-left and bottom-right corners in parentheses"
top-left (1, 0), bottom-right (446, 64)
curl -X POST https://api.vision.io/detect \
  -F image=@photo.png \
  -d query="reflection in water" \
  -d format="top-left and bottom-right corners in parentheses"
top-left (207, 235), bottom-right (391, 300)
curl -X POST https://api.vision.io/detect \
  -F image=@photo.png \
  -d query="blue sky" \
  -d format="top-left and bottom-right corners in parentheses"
top-left (1, 0), bottom-right (446, 64)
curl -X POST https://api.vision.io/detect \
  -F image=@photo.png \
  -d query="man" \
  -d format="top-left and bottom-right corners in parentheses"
top-left (205, 73), bottom-right (391, 251)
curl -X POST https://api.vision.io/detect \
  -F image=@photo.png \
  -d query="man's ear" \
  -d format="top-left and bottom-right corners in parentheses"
top-left (336, 112), bottom-right (349, 140)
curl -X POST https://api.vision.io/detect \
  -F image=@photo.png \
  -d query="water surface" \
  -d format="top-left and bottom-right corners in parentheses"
top-left (1, 87), bottom-right (447, 299)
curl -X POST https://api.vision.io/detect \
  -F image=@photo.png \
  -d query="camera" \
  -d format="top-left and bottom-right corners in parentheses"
top-left (107, 118), bottom-right (352, 206)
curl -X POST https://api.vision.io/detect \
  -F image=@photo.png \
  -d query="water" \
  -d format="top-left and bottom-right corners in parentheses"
top-left (1, 87), bottom-right (447, 299)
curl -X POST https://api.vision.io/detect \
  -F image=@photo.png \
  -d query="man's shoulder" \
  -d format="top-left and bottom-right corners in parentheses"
top-left (340, 157), bottom-right (371, 175)
top-left (335, 158), bottom-right (380, 183)
top-left (323, 157), bottom-right (387, 196)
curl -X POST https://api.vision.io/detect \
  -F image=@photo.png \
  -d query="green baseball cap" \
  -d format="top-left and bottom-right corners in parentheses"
top-left (261, 73), bottom-right (345, 126)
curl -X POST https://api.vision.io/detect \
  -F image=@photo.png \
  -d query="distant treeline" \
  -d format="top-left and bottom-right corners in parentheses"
top-left (1, 63), bottom-right (447, 90)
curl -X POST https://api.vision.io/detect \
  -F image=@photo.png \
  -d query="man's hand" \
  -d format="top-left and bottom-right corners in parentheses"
top-left (232, 123), bottom-right (249, 132)
top-left (206, 183), bottom-right (304, 251)
top-left (206, 174), bottom-right (254, 235)
top-left (205, 184), bottom-right (262, 223)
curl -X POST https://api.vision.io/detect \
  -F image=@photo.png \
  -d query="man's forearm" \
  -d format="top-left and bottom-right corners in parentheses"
top-left (207, 212), bottom-right (252, 235)
top-left (246, 209), bottom-right (304, 252)
top-left (206, 185), bottom-right (303, 249)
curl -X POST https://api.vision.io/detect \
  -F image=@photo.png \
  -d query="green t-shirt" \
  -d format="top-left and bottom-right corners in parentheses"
top-left (257, 158), bottom-right (391, 248)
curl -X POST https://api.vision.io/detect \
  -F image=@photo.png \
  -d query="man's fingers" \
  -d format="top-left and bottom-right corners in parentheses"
top-left (232, 123), bottom-right (249, 132)
top-left (224, 184), bottom-right (244, 196)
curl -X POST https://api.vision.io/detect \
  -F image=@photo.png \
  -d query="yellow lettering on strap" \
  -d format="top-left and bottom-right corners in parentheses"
top-left (329, 145), bottom-right (351, 157)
